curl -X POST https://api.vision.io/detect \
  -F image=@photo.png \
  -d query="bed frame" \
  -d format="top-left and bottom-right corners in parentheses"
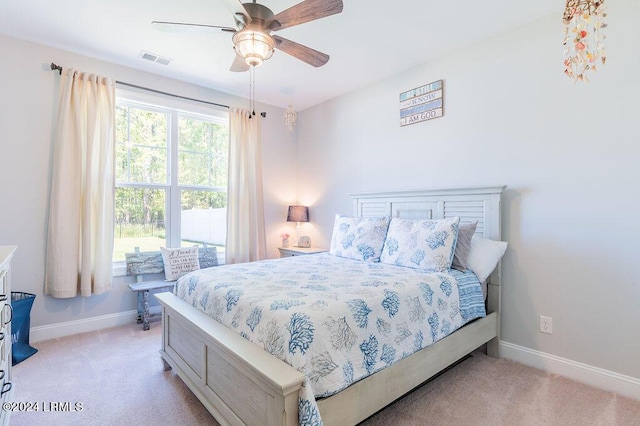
top-left (155, 186), bottom-right (505, 426)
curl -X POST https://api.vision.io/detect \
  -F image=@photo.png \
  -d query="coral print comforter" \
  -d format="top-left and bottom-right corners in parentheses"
top-left (174, 253), bottom-right (485, 425)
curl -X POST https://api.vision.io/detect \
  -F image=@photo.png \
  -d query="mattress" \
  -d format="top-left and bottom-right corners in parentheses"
top-left (175, 253), bottom-right (485, 424)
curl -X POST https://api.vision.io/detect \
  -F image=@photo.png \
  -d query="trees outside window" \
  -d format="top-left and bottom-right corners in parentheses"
top-left (114, 97), bottom-right (229, 264)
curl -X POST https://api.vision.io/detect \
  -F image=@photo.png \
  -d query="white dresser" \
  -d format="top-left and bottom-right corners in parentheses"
top-left (0, 246), bottom-right (16, 426)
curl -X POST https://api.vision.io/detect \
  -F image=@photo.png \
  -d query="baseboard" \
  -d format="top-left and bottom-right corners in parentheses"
top-left (500, 341), bottom-right (640, 401)
top-left (30, 310), bottom-right (139, 343)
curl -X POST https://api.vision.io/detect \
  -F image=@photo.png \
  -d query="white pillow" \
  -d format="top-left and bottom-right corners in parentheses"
top-left (329, 215), bottom-right (390, 262)
top-left (380, 217), bottom-right (460, 272)
top-left (466, 236), bottom-right (508, 282)
top-left (160, 247), bottom-right (200, 281)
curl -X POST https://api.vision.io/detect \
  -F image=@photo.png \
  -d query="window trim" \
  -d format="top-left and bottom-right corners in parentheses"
top-left (113, 88), bottom-right (229, 276)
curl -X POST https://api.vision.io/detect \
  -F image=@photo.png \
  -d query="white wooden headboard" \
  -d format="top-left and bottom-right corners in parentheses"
top-left (351, 186), bottom-right (506, 326)
top-left (351, 186), bottom-right (505, 241)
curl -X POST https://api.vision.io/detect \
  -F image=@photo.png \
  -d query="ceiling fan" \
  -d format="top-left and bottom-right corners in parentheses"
top-left (152, 0), bottom-right (344, 72)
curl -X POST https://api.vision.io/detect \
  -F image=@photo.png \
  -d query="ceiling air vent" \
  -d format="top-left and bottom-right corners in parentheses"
top-left (139, 51), bottom-right (173, 66)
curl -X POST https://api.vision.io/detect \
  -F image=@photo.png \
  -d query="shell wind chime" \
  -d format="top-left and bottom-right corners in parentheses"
top-left (284, 105), bottom-right (297, 132)
top-left (562, 0), bottom-right (607, 81)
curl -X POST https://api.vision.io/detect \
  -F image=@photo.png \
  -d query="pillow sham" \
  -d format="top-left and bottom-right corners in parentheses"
top-left (451, 221), bottom-right (478, 272)
top-left (466, 236), bottom-right (508, 282)
top-left (380, 217), bottom-right (460, 272)
top-left (160, 247), bottom-right (200, 281)
top-left (329, 215), bottom-right (390, 262)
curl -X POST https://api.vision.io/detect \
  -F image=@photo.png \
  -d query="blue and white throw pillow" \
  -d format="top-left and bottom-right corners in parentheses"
top-left (329, 215), bottom-right (390, 262)
top-left (380, 217), bottom-right (460, 271)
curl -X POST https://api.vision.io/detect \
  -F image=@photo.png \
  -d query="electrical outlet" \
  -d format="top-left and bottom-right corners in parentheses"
top-left (540, 316), bottom-right (553, 334)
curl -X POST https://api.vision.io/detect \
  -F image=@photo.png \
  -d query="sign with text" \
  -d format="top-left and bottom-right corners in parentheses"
top-left (399, 80), bottom-right (444, 126)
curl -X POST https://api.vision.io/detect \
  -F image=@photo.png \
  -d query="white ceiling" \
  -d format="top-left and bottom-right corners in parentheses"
top-left (0, 0), bottom-right (562, 110)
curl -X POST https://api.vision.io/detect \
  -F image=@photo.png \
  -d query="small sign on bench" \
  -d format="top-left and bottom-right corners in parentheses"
top-left (125, 246), bottom-right (218, 330)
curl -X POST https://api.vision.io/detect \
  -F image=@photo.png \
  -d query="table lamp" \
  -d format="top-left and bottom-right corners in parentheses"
top-left (287, 205), bottom-right (310, 247)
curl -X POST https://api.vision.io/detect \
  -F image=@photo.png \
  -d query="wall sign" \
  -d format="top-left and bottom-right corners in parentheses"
top-left (399, 80), bottom-right (444, 126)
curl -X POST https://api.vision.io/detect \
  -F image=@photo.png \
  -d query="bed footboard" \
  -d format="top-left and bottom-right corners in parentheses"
top-left (157, 288), bottom-right (498, 426)
top-left (155, 292), bottom-right (305, 426)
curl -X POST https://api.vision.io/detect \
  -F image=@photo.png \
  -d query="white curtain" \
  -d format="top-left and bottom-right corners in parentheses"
top-left (225, 108), bottom-right (266, 264)
top-left (45, 69), bottom-right (116, 298)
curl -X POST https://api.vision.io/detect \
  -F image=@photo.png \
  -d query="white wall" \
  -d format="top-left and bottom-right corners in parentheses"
top-left (0, 35), bottom-right (297, 329)
top-left (296, 1), bottom-right (640, 381)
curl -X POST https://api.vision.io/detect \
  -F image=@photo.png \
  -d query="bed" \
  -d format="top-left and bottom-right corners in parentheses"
top-left (155, 186), bottom-right (505, 425)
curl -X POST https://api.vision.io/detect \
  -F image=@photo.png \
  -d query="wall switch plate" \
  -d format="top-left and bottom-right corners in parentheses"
top-left (540, 316), bottom-right (553, 334)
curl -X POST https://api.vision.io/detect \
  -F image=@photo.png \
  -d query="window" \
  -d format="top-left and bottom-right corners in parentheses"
top-left (113, 91), bottom-right (229, 268)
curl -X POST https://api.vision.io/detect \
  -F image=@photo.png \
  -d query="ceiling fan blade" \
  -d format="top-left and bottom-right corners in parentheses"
top-left (152, 21), bottom-right (236, 33)
top-left (266, 0), bottom-right (343, 31)
top-left (273, 35), bottom-right (329, 67)
top-left (218, 0), bottom-right (251, 24)
top-left (230, 55), bottom-right (250, 72)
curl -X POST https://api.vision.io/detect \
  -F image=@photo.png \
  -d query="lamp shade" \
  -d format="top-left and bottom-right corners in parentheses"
top-left (287, 205), bottom-right (309, 223)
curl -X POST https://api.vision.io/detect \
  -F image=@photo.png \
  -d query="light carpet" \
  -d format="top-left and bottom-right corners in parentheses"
top-left (10, 322), bottom-right (640, 425)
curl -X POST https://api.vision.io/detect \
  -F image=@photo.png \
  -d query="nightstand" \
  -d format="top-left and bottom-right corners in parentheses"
top-left (278, 247), bottom-right (328, 258)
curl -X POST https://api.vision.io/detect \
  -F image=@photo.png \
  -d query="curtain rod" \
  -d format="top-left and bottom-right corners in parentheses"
top-left (50, 62), bottom-right (268, 117)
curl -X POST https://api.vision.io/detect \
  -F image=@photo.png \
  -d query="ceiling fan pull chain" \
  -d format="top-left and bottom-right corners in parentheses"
top-left (252, 66), bottom-right (256, 116)
top-left (247, 65), bottom-right (258, 118)
top-left (248, 66), bottom-right (254, 118)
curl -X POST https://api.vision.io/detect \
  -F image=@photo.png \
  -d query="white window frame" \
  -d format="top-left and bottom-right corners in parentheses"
top-left (113, 87), bottom-right (229, 276)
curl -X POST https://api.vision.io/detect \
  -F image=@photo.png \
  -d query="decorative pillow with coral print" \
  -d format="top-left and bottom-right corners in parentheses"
top-left (380, 217), bottom-right (460, 272)
top-left (329, 215), bottom-right (390, 262)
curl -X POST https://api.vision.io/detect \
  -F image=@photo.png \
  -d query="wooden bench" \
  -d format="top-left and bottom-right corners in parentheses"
top-left (125, 246), bottom-right (219, 330)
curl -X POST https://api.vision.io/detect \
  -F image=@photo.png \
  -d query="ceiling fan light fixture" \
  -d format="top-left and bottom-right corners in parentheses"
top-left (233, 29), bottom-right (275, 67)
